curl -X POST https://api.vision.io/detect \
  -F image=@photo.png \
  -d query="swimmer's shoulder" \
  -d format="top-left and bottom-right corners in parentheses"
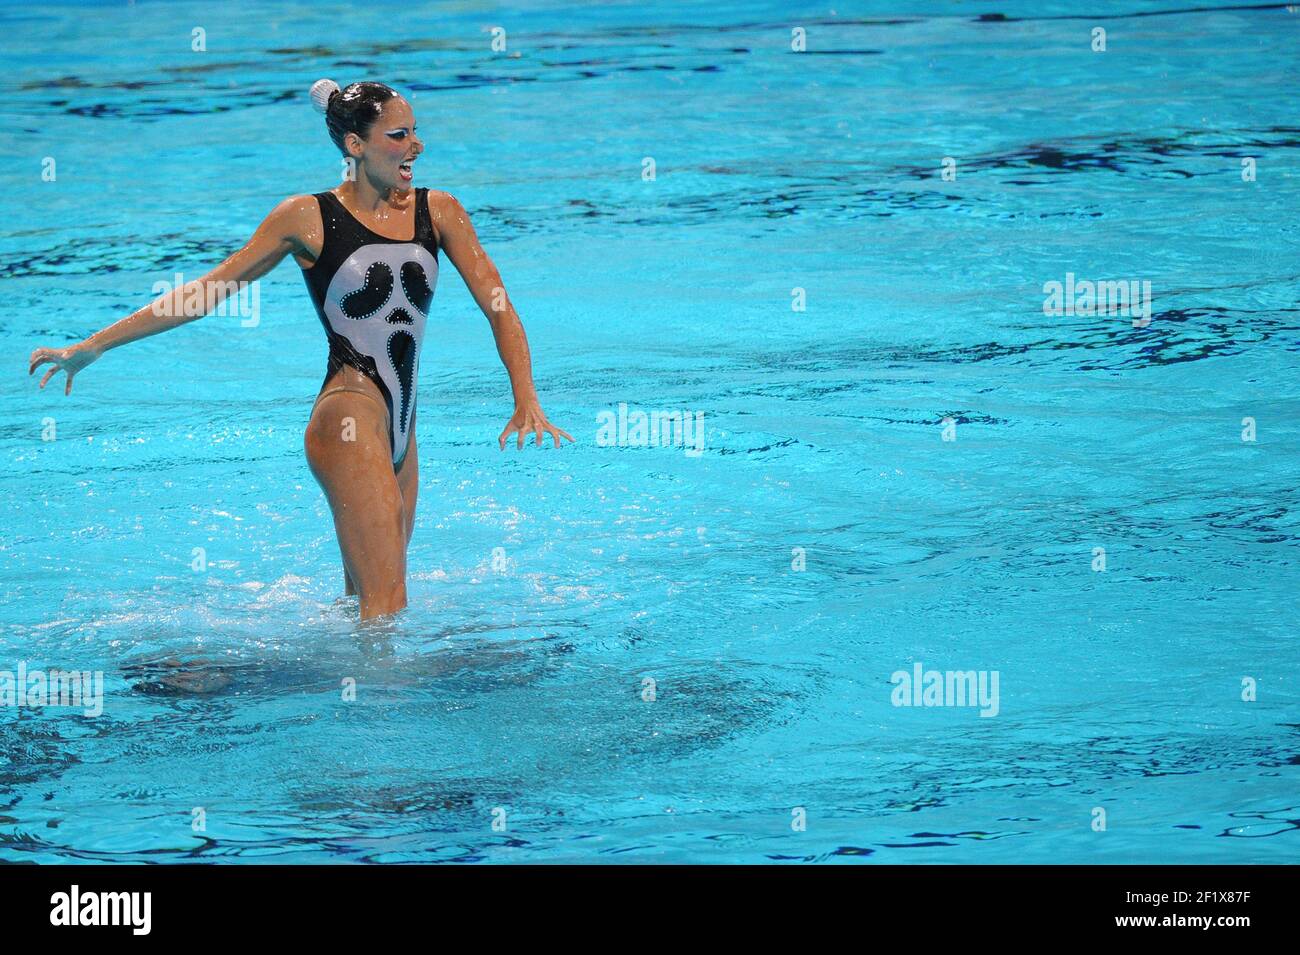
top-left (273, 193), bottom-right (326, 223)
top-left (259, 193), bottom-right (325, 241)
top-left (258, 194), bottom-right (327, 264)
top-left (425, 188), bottom-right (468, 216)
top-left (425, 189), bottom-right (472, 247)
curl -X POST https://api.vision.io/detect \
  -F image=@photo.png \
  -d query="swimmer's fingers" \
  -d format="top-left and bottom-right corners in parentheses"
top-left (512, 417), bottom-right (537, 450)
top-left (497, 422), bottom-right (518, 451)
top-left (28, 346), bottom-right (57, 378)
top-left (30, 344), bottom-right (95, 394)
top-left (40, 366), bottom-right (74, 395)
top-left (29, 348), bottom-right (69, 393)
top-left (499, 407), bottom-right (571, 450)
top-left (528, 412), bottom-right (572, 448)
top-left (528, 414), bottom-right (559, 448)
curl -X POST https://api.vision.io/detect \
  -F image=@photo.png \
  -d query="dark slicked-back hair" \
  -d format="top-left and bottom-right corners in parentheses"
top-left (323, 82), bottom-right (399, 154)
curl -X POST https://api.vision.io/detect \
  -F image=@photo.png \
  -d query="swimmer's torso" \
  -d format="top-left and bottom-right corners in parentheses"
top-left (300, 187), bottom-right (438, 467)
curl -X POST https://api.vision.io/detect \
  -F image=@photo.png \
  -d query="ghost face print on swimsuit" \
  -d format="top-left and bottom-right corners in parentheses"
top-left (302, 187), bottom-right (440, 468)
top-left (321, 242), bottom-right (438, 463)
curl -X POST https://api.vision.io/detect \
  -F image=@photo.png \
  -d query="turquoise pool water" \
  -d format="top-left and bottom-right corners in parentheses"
top-left (2, 0), bottom-right (1297, 863)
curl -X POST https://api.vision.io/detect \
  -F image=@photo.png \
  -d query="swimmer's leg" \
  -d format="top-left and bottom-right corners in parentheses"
top-left (306, 391), bottom-right (408, 620)
top-left (124, 655), bottom-right (237, 695)
top-left (344, 412), bottom-right (416, 596)
top-left (396, 407), bottom-right (418, 548)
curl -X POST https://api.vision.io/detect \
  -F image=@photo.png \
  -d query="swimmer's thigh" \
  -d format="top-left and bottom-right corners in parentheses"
top-left (304, 392), bottom-right (407, 595)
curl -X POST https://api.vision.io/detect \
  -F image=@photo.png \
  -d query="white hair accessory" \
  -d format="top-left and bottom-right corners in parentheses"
top-left (309, 78), bottom-right (340, 114)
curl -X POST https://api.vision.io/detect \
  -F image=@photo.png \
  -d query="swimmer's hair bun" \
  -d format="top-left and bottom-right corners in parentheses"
top-left (310, 78), bottom-right (341, 114)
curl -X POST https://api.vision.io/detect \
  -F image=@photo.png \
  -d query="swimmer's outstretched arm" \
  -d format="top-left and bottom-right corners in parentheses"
top-left (29, 197), bottom-right (316, 394)
top-left (432, 191), bottom-right (573, 450)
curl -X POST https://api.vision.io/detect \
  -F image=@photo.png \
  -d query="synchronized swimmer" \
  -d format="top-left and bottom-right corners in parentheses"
top-left (28, 79), bottom-right (573, 621)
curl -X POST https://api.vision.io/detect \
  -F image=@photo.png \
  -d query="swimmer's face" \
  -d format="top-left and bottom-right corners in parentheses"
top-left (348, 96), bottom-right (422, 190)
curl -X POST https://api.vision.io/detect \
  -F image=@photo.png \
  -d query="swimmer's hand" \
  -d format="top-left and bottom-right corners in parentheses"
top-left (28, 341), bottom-right (101, 395)
top-left (499, 399), bottom-right (573, 450)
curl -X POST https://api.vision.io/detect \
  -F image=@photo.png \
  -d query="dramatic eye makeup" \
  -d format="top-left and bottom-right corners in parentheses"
top-left (385, 125), bottom-right (416, 140)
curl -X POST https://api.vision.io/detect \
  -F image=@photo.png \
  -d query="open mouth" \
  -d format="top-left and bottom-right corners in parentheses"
top-left (398, 158), bottom-right (414, 182)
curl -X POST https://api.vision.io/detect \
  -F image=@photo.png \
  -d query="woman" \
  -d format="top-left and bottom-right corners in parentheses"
top-left (29, 79), bottom-right (572, 622)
